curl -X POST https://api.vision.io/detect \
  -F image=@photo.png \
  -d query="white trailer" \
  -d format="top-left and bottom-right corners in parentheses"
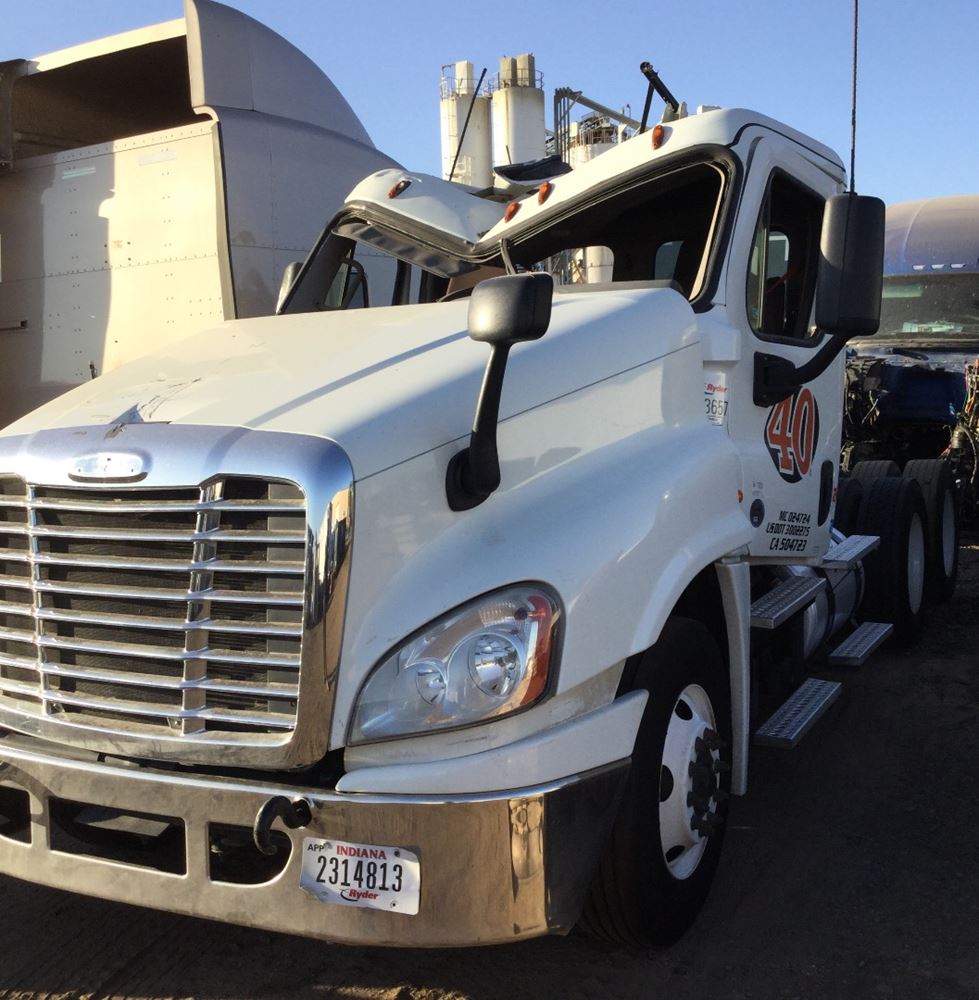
top-left (0, 0), bottom-right (395, 427)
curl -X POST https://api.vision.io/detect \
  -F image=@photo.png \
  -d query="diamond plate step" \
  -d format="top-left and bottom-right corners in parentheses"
top-left (822, 533), bottom-right (880, 570)
top-left (828, 621), bottom-right (894, 667)
top-left (750, 576), bottom-right (826, 630)
top-left (754, 678), bottom-right (842, 748)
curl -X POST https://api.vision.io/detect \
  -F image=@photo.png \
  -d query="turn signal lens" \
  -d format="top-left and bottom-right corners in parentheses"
top-left (652, 124), bottom-right (666, 150)
top-left (504, 200), bottom-right (521, 222)
top-left (388, 178), bottom-right (411, 198)
top-left (537, 181), bottom-right (553, 205)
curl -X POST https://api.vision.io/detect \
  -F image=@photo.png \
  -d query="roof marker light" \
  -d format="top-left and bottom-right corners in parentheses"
top-left (504, 200), bottom-right (521, 223)
top-left (388, 178), bottom-right (411, 199)
top-left (652, 124), bottom-right (666, 150)
top-left (538, 181), bottom-right (553, 205)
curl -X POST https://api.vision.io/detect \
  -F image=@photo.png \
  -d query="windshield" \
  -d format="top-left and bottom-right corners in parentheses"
top-left (877, 274), bottom-right (979, 343)
top-left (281, 158), bottom-right (728, 316)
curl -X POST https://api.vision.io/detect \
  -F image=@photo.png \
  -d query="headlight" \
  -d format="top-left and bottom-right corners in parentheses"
top-left (349, 585), bottom-right (561, 744)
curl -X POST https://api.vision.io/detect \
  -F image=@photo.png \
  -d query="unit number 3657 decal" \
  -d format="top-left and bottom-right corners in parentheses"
top-left (764, 387), bottom-right (820, 483)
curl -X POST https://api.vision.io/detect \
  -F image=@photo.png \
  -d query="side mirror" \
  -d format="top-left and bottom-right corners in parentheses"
top-left (468, 272), bottom-right (553, 345)
top-left (276, 261), bottom-right (303, 313)
top-left (446, 273), bottom-right (553, 510)
top-left (815, 193), bottom-right (885, 338)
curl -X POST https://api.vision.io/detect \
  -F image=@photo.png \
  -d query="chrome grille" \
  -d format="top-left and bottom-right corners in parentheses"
top-left (0, 475), bottom-right (306, 743)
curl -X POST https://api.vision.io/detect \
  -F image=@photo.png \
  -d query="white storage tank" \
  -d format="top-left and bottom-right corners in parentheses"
top-left (491, 53), bottom-right (545, 167)
top-left (439, 60), bottom-right (492, 188)
top-left (567, 115), bottom-right (620, 283)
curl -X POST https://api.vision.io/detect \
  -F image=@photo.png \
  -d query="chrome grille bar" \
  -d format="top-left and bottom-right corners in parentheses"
top-left (38, 688), bottom-right (296, 729)
top-left (34, 606), bottom-right (303, 637)
top-left (30, 525), bottom-right (305, 543)
top-left (30, 552), bottom-right (304, 574)
top-left (34, 579), bottom-right (304, 607)
top-left (30, 497), bottom-right (303, 514)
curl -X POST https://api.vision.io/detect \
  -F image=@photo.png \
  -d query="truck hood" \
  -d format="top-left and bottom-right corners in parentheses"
top-left (3, 286), bottom-right (698, 480)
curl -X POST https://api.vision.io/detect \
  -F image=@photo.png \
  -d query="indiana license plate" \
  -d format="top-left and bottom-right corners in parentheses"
top-left (300, 837), bottom-right (421, 915)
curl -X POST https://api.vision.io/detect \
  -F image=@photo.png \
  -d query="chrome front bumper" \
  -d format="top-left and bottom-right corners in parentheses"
top-left (0, 733), bottom-right (626, 947)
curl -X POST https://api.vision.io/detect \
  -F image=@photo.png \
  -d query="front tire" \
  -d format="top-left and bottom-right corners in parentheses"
top-left (579, 617), bottom-right (731, 948)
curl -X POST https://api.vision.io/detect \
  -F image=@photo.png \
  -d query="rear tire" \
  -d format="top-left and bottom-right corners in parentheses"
top-left (834, 476), bottom-right (864, 535)
top-left (850, 459), bottom-right (901, 484)
top-left (579, 618), bottom-right (731, 948)
top-left (903, 458), bottom-right (959, 603)
top-left (856, 476), bottom-right (928, 645)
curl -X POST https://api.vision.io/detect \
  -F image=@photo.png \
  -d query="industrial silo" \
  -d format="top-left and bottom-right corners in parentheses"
top-left (440, 60), bottom-right (492, 188)
top-left (566, 115), bottom-right (620, 283)
top-left (491, 53), bottom-right (545, 167)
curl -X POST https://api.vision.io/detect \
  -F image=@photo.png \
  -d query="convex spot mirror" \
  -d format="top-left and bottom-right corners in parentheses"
top-left (815, 193), bottom-right (885, 340)
top-left (468, 273), bottom-right (553, 346)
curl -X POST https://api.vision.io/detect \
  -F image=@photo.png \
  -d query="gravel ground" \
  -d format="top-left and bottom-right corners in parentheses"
top-left (0, 545), bottom-right (976, 1000)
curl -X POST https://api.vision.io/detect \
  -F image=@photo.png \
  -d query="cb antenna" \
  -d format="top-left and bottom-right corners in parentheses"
top-left (849, 0), bottom-right (859, 192)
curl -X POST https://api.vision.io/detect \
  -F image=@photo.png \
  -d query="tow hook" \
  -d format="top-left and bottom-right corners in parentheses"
top-left (253, 795), bottom-right (313, 856)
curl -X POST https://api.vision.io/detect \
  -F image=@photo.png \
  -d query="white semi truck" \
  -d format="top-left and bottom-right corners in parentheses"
top-left (0, 90), bottom-right (935, 948)
top-left (0, 0), bottom-right (395, 428)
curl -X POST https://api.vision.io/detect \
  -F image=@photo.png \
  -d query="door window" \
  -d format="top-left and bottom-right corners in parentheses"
top-left (747, 174), bottom-right (824, 340)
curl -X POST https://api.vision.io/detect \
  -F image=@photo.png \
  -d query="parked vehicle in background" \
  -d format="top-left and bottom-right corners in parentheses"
top-left (0, 0), bottom-right (396, 427)
top-left (841, 195), bottom-right (979, 599)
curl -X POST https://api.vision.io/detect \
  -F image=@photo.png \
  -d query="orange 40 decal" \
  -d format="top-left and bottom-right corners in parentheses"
top-left (764, 387), bottom-right (820, 483)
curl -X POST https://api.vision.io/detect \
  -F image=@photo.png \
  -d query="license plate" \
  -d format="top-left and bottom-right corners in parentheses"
top-left (300, 837), bottom-right (421, 915)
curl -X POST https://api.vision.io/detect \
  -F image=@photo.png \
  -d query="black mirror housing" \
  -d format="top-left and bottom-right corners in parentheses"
top-left (815, 193), bottom-right (885, 339)
top-left (468, 273), bottom-right (553, 345)
top-left (447, 273), bottom-right (554, 511)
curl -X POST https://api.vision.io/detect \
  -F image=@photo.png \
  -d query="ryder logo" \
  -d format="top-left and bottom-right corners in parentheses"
top-left (764, 387), bottom-right (819, 483)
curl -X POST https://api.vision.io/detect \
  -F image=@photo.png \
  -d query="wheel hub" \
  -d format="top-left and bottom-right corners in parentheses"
top-left (658, 684), bottom-right (727, 879)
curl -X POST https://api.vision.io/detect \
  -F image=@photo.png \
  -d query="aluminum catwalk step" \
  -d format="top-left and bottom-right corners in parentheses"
top-left (828, 621), bottom-right (894, 667)
top-left (750, 576), bottom-right (826, 630)
top-left (754, 678), bottom-right (842, 748)
top-left (822, 533), bottom-right (880, 570)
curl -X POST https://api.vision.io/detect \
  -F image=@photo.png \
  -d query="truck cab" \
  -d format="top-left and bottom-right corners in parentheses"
top-left (0, 104), bottom-right (892, 948)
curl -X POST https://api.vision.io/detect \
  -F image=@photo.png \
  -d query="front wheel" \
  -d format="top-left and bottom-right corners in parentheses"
top-left (579, 617), bottom-right (731, 948)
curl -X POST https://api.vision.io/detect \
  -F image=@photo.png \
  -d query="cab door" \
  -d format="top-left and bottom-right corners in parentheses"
top-left (723, 136), bottom-right (846, 560)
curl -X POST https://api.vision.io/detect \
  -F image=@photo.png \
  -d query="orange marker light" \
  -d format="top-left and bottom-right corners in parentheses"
top-left (538, 181), bottom-right (553, 205)
top-left (652, 124), bottom-right (666, 150)
top-left (737, 489), bottom-right (744, 503)
top-left (504, 200), bottom-right (521, 222)
top-left (387, 178), bottom-right (411, 198)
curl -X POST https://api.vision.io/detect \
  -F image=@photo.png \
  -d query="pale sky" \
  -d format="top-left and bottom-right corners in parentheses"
top-left (3, 0), bottom-right (977, 206)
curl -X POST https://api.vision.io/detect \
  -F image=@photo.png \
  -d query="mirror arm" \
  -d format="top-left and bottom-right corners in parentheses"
top-left (446, 344), bottom-right (512, 511)
top-left (753, 333), bottom-right (847, 406)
